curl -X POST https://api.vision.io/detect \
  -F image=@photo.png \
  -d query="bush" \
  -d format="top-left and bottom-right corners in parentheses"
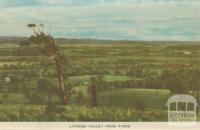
top-left (0, 105), bottom-right (167, 121)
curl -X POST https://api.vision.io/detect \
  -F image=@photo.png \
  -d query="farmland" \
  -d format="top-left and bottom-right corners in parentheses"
top-left (0, 38), bottom-right (199, 121)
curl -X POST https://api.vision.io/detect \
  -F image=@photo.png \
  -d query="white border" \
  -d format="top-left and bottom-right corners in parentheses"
top-left (0, 122), bottom-right (200, 130)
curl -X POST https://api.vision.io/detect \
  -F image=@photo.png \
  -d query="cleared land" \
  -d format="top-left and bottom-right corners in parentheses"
top-left (0, 38), bottom-right (199, 121)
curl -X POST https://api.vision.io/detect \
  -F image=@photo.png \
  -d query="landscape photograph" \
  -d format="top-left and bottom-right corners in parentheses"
top-left (0, 0), bottom-right (199, 122)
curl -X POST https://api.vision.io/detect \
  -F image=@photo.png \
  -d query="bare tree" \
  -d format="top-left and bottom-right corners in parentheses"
top-left (91, 77), bottom-right (97, 107)
top-left (26, 24), bottom-right (68, 105)
top-left (108, 85), bottom-right (114, 107)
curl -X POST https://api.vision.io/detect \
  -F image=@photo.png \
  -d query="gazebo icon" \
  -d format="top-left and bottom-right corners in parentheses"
top-left (166, 94), bottom-right (198, 123)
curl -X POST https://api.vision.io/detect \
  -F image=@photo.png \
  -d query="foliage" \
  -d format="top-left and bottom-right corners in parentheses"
top-left (0, 105), bottom-right (168, 121)
top-left (0, 41), bottom-right (200, 120)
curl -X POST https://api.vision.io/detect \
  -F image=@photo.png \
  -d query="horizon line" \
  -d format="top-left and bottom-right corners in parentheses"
top-left (0, 35), bottom-right (200, 43)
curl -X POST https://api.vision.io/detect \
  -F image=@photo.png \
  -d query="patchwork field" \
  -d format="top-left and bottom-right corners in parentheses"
top-left (0, 39), bottom-right (199, 121)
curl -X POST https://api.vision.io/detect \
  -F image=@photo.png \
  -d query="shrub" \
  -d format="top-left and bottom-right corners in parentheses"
top-left (0, 105), bottom-right (167, 121)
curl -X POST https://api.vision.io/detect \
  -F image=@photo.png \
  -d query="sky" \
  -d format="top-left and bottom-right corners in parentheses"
top-left (0, 0), bottom-right (200, 41)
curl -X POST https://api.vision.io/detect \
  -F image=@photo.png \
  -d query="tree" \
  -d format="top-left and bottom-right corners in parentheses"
top-left (161, 69), bottom-right (193, 94)
top-left (25, 24), bottom-right (68, 105)
top-left (91, 77), bottom-right (97, 107)
top-left (27, 24), bottom-right (37, 34)
top-left (77, 91), bottom-right (86, 105)
top-left (108, 84), bottom-right (114, 107)
top-left (188, 69), bottom-right (200, 113)
top-left (37, 78), bottom-right (55, 104)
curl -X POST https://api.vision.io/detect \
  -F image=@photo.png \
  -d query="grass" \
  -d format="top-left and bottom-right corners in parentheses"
top-left (0, 93), bottom-right (27, 104)
top-left (0, 104), bottom-right (168, 121)
top-left (98, 88), bottom-right (171, 110)
top-left (103, 75), bottom-right (137, 82)
top-left (0, 41), bottom-right (199, 121)
top-left (0, 61), bottom-right (39, 67)
top-left (70, 87), bottom-right (171, 110)
top-left (67, 75), bottom-right (138, 88)
top-left (69, 75), bottom-right (136, 82)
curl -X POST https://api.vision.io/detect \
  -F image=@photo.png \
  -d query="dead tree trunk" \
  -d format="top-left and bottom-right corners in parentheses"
top-left (108, 88), bottom-right (113, 107)
top-left (48, 89), bottom-right (52, 105)
top-left (91, 77), bottom-right (97, 107)
top-left (50, 38), bottom-right (68, 105)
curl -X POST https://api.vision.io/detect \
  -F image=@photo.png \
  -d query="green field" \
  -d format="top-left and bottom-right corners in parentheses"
top-left (0, 39), bottom-right (199, 121)
top-left (98, 89), bottom-right (170, 109)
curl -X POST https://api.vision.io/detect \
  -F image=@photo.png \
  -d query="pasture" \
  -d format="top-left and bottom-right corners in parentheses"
top-left (0, 39), bottom-right (199, 121)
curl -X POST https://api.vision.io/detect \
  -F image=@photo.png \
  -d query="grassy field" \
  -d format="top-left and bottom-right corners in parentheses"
top-left (0, 39), bottom-right (199, 121)
top-left (98, 89), bottom-right (171, 109)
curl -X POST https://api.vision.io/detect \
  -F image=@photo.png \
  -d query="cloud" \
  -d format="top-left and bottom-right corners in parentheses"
top-left (0, 0), bottom-right (40, 7)
top-left (0, 0), bottom-right (199, 7)
top-left (0, 0), bottom-right (199, 41)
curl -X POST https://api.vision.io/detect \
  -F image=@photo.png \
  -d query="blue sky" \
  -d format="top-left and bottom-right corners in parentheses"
top-left (0, 0), bottom-right (199, 41)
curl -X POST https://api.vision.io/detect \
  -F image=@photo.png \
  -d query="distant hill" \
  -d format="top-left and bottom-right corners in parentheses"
top-left (0, 36), bottom-right (28, 44)
top-left (0, 36), bottom-right (199, 44)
